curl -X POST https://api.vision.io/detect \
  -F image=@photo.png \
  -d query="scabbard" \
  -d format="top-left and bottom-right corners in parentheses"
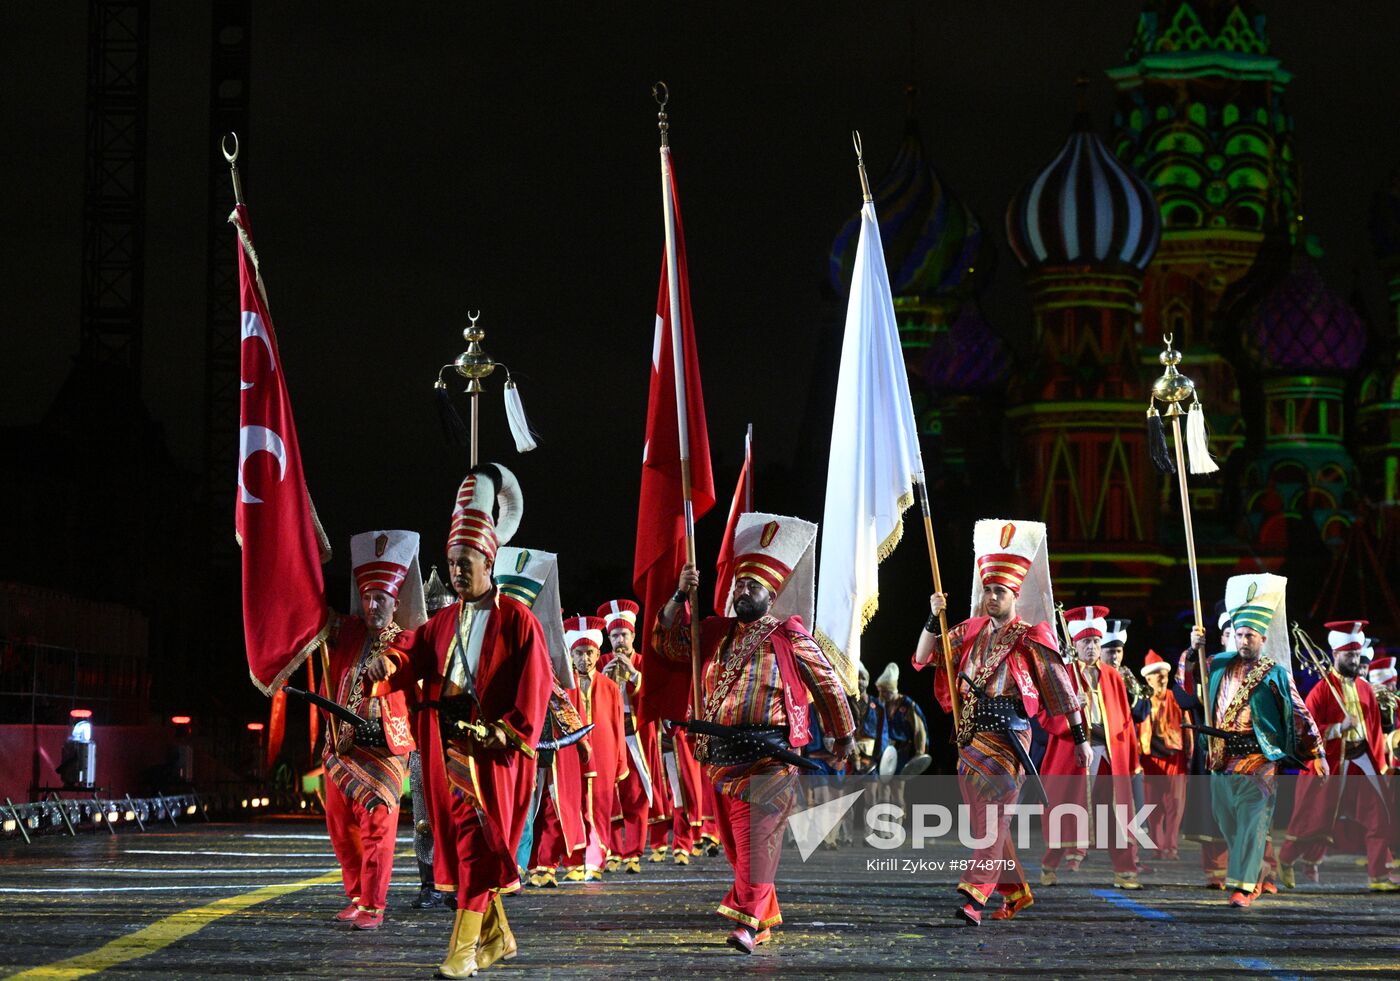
top-left (1005, 733), bottom-right (1047, 804)
top-left (284, 685), bottom-right (362, 727)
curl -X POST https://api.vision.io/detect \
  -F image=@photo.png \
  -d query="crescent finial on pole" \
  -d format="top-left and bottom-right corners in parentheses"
top-left (222, 132), bottom-right (246, 206)
top-left (852, 129), bottom-right (872, 203)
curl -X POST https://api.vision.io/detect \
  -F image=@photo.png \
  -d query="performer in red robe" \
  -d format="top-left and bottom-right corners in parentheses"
top-left (1038, 606), bottom-right (1141, 888)
top-left (561, 616), bottom-right (628, 880)
top-left (1281, 620), bottom-right (1397, 891)
top-left (1136, 651), bottom-right (1195, 860)
top-left (658, 513), bottom-right (857, 953)
top-left (382, 464), bottom-right (553, 979)
top-left (916, 519), bottom-right (1088, 926)
top-left (528, 682), bottom-right (590, 886)
top-left (667, 724), bottom-right (706, 864)
top-left (320, 529), bottom-right (423, 931)
top-left (599, 599), bottom-right (657, 872)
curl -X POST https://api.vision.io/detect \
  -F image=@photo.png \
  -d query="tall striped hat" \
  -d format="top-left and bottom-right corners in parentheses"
top-left (349, 529), bottom-right (426, 629)
top-left (597, 599), bottom-right (639, 635)
top-left (350, 530), bottom-right (418, 600)
top-left (973, 519), bottom-right (1046, 594)
top-left (1065, 606), bottom-right (1109, 643)
top-left (1324, 620), bottom-right (1368, 654)
top-left (1226, 574), bottom-right (1287, 636)
top-left (447, 463), bottom-right (523, 564)
top-left (563, 616), bottom-right (607, 652)
top-left (495, 546), bottom-right (570, 688)
top-left (726, 512), bottom-right (819, 626)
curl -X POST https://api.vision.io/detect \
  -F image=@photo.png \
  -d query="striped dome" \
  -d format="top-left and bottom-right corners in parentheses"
top-left (1007, 111), bottom-right (1161, 271)
top-left (830, 118), bottom-right (985, 300)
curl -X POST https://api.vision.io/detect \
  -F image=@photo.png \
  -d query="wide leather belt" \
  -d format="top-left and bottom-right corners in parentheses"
top-left (1222, 730), bottom-right (1261, 757)
top-left (972, 695), bottom-right (1029, 733)
top-left (699, 725), bottom-right (787, 766)
top-left (428, 695), bottom-right (477, 741)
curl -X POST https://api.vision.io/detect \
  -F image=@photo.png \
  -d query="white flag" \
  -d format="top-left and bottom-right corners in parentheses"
top-left (814, 201), bottom-right (924, 693)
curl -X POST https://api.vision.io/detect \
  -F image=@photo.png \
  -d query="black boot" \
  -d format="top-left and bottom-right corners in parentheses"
top-left (410, 884), bottom-right (442, 909)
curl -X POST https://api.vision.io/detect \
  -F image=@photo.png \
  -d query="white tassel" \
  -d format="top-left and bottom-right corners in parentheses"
top-left (1186, 402), bottom-right (1219, 474)
top-left (503, 380), bottom-right (538, 453)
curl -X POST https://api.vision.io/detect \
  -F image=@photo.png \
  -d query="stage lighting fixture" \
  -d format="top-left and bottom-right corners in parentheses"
top-left (58, 712), bottom-right (97, 789)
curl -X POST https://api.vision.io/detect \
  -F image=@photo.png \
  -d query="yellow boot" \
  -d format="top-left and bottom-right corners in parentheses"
top-left (436, 908), bottom-right (483, 979)
top-left (477, 895), bottom-right (518, 970)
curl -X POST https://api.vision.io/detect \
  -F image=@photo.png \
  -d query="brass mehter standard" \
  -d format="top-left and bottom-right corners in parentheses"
top-left (1146, 334), bottom-right (1219, 724)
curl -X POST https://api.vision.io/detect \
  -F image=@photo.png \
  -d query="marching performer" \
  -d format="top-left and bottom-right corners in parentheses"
top-left (598, 599), bottom-right (657, 873)
top-left (1136, 651), bottom-right (1199, 861)
top-left (1181, 611), bottom-right (1235, 888)
top-left (526, 681), bottom-right (591, 888)
top-left (658, 514), bottom-right (857, 953)
top-left (563, 615), bottom-right (628, 881)
top-left (382, 465), bottom-right (553, 977)
top-left (1279, 620), bottom-right (1396, 891)
top-left (320, 530), bottom-right (424, 930)
top-left (1038, 606), bottom-right (1142, 890)
top-left (1205, 574), bottom-right (1325, 909)
top-left (916, 519), bottom-right (1088, 925)
top-left (411, 566), bottom-right (459, 910)
top-left (488, 546), bottom-right (580, 887)
top-left (870, 663), bottom-right (930, 772)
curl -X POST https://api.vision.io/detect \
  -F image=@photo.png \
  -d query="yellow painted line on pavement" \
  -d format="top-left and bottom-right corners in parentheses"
top-left (5, 871), bottom-right (341, 980)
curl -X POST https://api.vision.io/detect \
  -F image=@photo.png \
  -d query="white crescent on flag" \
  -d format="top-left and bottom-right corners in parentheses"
top-left (240, 311), bottom-right (276, 390)
top-left (238, 424), bottom-right (288, 504)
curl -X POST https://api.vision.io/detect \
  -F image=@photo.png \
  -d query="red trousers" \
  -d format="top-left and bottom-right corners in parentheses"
top-left (648, 816), bottom-right (672, 850)
top-left (443, 787), bottom-right (520, 913)
top-left (1281, 763), bottom-right (1393, 880)
top-left (325, 780), bottom-right (400, 911)
top-left (614, 767), bottom-right (649, 859)
top-left (1140, 766), bottom-right (1187, 855)
top-left (1041, 760), bottom-right (1139, 875)
top-left (529, 792), bottom-right (572, 871)
top-left (714, 792), bottom-right (784, 930)
top-left (956, 771), bottom-right (1028, 907)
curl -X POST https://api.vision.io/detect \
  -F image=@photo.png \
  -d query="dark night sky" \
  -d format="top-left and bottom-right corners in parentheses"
top-left (6, 3), bottom-right (1400, 683)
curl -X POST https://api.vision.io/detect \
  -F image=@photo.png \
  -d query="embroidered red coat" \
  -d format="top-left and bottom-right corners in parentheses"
top-left (570, 671), bottom-right (629, 837)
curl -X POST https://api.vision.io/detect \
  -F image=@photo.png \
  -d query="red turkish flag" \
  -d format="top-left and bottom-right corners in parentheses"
top-left (713, 436), bottom-right (752, 616)
top-left (234, 203), bottom-right (330, 694)
top-left (632, 162), bottom-right (715, 725)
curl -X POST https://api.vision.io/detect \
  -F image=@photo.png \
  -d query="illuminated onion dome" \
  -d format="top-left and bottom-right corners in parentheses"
top-left (1367, 162), bottom-right (1400, 269)
top-left (920, 302), bottom-right (1008, 396)
top-left (1006, 109), bottom-right (1161, 271)
top-left (1247, 259), bottom-right (1366, 372)
top-left (829, 119), bottom-right (985, 300)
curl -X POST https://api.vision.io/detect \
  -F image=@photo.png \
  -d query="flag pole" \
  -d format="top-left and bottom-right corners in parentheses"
top-left (852, 131), bottom-right (961, 732)
top-left (745, 424), bottom-right (753, 511)
top-left (655, 83), bottom-right (703, 719)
